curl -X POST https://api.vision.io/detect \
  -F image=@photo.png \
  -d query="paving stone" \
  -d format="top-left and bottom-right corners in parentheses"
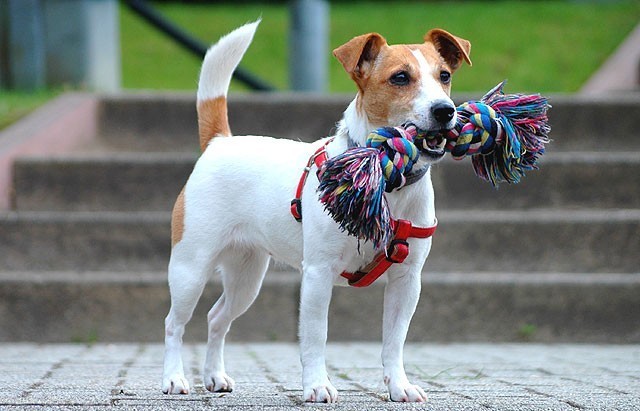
top-left (3, 343), bottom-right (638, 410)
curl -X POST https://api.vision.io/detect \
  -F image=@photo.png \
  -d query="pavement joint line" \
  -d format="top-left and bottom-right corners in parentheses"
top-left (20, 357), bottom-right (68, 399)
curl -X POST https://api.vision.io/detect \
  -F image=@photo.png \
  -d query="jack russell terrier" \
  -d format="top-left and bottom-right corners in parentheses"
top-left (162, 20), bottom-right (471, 403)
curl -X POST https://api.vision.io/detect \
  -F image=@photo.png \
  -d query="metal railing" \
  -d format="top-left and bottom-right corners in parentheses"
top-left (124, 0), bottom-right (275, 91)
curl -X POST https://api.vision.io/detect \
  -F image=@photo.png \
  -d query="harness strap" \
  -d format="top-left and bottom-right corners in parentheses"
top-left (290, 141), bottom-right (330, 222)
top-left (340, 218), bottom-right (436, 287)
top-left (290, 140), bottom-right (437, 287)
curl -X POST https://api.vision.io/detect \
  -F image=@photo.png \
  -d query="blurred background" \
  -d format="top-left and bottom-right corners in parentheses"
top-left (116, 0), bottom-right (638, 93)
top-left (2, 0), bottom-right (640, 129)
top-left (0, 1), bottom-right (639, 344)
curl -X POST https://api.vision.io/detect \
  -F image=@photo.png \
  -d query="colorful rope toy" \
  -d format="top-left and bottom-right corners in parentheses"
top-left (317, 82), bottom-right (551, 249)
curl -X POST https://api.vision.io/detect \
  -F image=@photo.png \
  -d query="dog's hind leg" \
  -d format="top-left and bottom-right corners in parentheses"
top-left (162, 241), bottom-right (217, 395)
top-left (203, 246), bottom-right (270, 393)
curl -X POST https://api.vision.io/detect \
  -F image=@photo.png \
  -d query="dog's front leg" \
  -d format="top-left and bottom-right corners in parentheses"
top-left (299, 264), bottom-right (338, 403)
top-left (382, 265), bottom-right (428, 402)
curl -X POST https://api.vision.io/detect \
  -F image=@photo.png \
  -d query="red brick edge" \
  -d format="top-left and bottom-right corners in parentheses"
top-left (0, 93), bottom-right (98, 210)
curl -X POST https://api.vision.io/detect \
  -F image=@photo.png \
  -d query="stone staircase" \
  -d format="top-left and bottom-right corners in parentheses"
top-left (1, 92), bottom-right (638, 343)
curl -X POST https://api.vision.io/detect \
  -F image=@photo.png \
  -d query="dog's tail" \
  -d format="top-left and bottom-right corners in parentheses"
top-left (196, 20), bottom-right (260, 151)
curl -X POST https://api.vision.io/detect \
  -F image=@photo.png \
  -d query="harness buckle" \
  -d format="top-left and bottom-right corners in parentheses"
top-left (386, 239), bottom-right (410, 263)
top-left (290, 199), bottom-right (302, 222)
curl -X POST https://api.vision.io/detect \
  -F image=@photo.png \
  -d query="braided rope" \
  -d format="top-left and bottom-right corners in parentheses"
top-left (441, 102), bottom-right (500, 159)
top-left (366, 125), bottom-right (420, 192)
top-left (317, 81), bottom-right (550, 248)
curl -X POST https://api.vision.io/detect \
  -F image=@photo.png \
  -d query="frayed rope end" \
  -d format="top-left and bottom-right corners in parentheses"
top-left (317, 147), bottom-right (393, 249)
top-left (471, 81), bottom-right (551, 185)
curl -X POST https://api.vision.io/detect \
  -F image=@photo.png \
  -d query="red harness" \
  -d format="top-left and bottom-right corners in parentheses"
top-left (291, 142), bottom-right (437, 287)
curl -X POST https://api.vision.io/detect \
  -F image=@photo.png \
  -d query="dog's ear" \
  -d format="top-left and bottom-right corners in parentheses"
top-left (333, 33), bottom-right (387, 82)
top-left (424, 29), bottom-right (472, 71)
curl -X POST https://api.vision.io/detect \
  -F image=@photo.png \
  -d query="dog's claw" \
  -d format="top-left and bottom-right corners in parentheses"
top-left (162, 374), bottom-right (190, 395)
top-left (205, 372), bottom-right (235, 393)
top-left (387, 379), bottom-right (428, 402)
top-left (303, 381), bottom-right (338, 403)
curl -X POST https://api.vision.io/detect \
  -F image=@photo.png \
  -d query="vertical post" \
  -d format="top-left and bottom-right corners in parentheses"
top-left (0, 0), bottom-right (120, 91)
top-left (43, 0), bottom-right (86, 87)
top-left (289, 0), bottom-right (329, 92)
top-left (0, 1), bottom-right (7, 88)
top-left (5, 0), bottom-right (46, 90)
top-left (43, 0), bottom-right (120, 92)
top-left (84, 0), bottom-right (121, 92)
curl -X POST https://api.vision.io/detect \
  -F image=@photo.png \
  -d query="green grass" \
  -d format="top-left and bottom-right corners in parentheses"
top-left (120, 2), bottom-right (290, 91)
top-left (121, 0), bottom-right (640, 94)
top-left (0, 90), bottom-right (60, 130)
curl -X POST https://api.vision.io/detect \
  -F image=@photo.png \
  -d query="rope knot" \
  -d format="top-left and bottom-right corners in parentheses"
top-left (446, 102), bottom-right (501, 159)
top-left (366, 125), bottom-right (420, 192)
top-left (316, 124), bottom-right (422, 248)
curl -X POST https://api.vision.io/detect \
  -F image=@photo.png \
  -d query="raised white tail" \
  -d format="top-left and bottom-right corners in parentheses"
top-left (196, 20), bottom-right (260, 150)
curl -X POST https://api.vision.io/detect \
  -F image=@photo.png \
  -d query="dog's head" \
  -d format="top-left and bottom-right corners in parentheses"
top-left (334, 29), bottom-right (471, 158)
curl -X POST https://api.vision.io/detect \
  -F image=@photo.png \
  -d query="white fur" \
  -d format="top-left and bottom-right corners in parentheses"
top-left (163, 21), bottom-right (455, 403)
top-left (410, 49), bottom-right (458, 131)
top-left (338, 98), bottom-right (373, 147)
top-left (197, 20), bottom-right (260, 101)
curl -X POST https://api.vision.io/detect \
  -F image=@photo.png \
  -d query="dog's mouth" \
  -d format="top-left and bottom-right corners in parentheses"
top-left (418, 133), bottom-right (447, 159)
top-left (404, 122), bottom-right (448, 159)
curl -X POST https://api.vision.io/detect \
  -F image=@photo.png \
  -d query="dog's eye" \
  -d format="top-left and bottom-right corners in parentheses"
top-left (440, 71), bottom-right (451, 84)
top-left (389, 71), bottom-right (410, 86)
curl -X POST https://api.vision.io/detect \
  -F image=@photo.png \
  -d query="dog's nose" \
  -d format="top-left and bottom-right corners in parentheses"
top-left (432, 103), bottom-right (455, 125)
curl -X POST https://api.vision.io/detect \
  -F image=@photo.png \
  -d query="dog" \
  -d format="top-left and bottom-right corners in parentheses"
top-left (162, 20), bottom-right (471, 403)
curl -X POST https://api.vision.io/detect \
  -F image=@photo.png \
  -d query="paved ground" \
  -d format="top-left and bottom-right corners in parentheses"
top-left (1, 343), bottom-right (638, 410)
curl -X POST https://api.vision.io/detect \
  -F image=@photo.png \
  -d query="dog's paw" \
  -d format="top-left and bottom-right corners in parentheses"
top-left (162, 373), bottom-right (190, 395)
top-left (204, 371), bottom-right (235, 393)
top-left (303, 379), bottom-right (338, 403)
top-left (386, 378), bottom-right (428, 402)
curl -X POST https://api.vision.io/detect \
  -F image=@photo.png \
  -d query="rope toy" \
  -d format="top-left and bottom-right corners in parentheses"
top-left (317, 124), bottom-right (424, 248)
top-left (317, 82), bottom-right (550, 249)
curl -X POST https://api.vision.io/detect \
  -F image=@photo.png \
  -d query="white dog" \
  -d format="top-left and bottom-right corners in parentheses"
top-left (162, 20), bottom-right (471, 403)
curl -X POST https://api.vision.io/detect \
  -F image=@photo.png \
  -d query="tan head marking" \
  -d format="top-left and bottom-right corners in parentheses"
top-left (333, 32), bottom-right (387, 92)
top-left (334, 29), bottom-right (472, 142)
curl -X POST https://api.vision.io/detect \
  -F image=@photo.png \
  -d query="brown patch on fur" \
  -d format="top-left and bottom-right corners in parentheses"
top-left (333, 32), bottom-right (387, 93)
top-left (334, 33), bottom-right (423, 126)
top-left (171, 186), bottom-right (186, 247)
top-left (334, 29), bottom-right (471, 128)
top-left (359, 45), bottom-right (421, 126)
top-left (197, 96), bottom-right (231, 151)
top-left (424, 29), bottom-right (472, 71)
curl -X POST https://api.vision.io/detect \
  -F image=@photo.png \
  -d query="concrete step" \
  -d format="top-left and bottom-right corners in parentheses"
top-left (433, 151), bottom-right (640, 210)
top-left (1, 271), bottom-right (637, 343)
top-left (12, 152), bottom-right (640, 212)
top-left (94, 93), bottom-right (348, 152)
top-left (92, 92), bottom-right (640, 152)
top-left (13, 153), bottom-right (195, 212)
top-left (1, 209), bottom-right (638, 273)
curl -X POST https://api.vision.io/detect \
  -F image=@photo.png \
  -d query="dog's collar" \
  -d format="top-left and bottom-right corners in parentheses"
top-left (403, 163), bottom-right (430, 187)
top-left (290, 140), bottom-right (331, 222)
